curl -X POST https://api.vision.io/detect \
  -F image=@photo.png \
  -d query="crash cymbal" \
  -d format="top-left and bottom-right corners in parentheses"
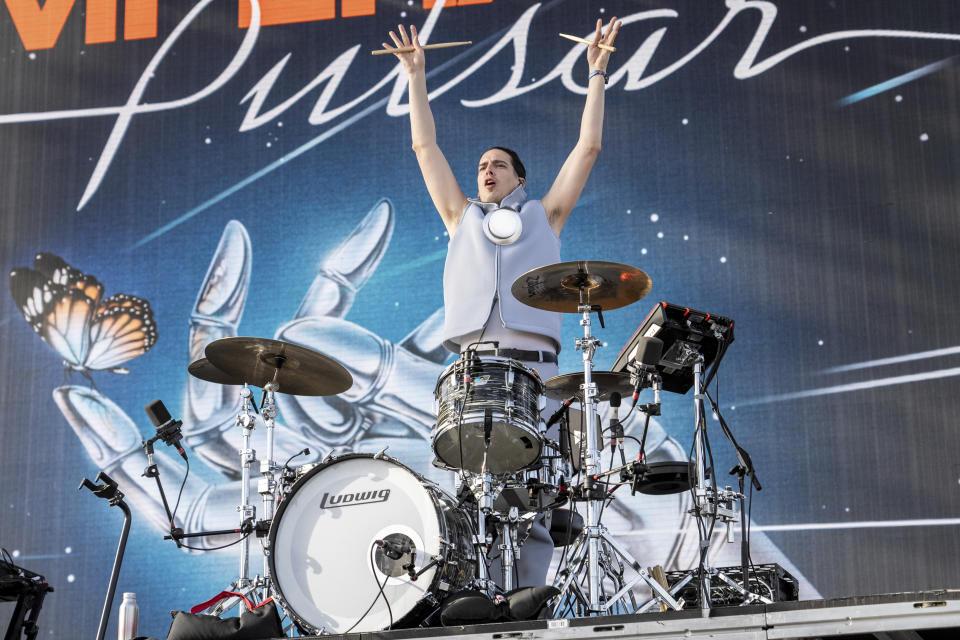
top-left (543, 371), bottom-right (635, 402)
top-left (511, 260), bottom-right (651, 313)
top-left (203, 337), bottom-right (353, 396)
top-left (188, 357), bottom-right (244, 386)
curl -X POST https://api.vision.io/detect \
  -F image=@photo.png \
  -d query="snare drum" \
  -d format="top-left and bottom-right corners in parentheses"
top-left (433, 355), bottom-right (544, 474)
top-left (268, 454), bottom-right (477, 633)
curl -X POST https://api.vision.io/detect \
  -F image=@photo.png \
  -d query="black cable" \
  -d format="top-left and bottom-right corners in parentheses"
top-left (282, 448), bottom-right (310, 470)
top-left (596, 450), bottom-right (617, 524)
top-left (551, 493), bottom-right (580, 592)
top-left (747, 481), bottom-right (760, 580)
top-left (454, 340), bottom-right (496, 483)
top-left (598, 430), bottom-right (644, 451)
top-left (453, 355), bottom-right (470, 483)
top-left (344, 544), bottom-right (392, 634)
top-left (176, 531), bottom-right (253, 553)
top-left (171, 457), bottom-right (190, 523)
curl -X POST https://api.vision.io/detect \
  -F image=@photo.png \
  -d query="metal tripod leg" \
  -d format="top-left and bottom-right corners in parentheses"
top-left (553, 521), bottom-right (681, 616)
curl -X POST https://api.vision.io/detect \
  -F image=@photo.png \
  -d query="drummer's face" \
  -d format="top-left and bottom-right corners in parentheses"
top-left (477, 149), bottom-right (523, 204)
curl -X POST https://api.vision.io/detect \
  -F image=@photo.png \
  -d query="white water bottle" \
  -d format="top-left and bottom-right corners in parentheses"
top-left (117, 592), bottom-right (138, 640)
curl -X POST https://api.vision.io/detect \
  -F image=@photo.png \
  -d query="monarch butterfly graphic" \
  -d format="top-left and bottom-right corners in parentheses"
top-left (9, 252), bottom-right (158, 375)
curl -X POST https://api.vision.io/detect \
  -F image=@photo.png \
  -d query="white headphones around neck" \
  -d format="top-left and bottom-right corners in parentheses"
top-left (479, 181), bottom-right (526, 245)
top-left (482, 207), bottom-right (522, 245)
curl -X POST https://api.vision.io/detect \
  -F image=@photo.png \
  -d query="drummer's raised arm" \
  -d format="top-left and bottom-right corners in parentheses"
top-left (541, 18), bottom-right (621, 236)
top-left (385, 25), bottom-right (467, 236)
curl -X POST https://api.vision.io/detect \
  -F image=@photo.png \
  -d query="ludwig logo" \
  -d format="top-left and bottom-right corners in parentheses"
top-left (319, 488), bottom-right (390, 509)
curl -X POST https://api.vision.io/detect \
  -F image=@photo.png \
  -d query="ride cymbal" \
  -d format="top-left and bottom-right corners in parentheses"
top-left (511, 260), bottom-right (651, 313)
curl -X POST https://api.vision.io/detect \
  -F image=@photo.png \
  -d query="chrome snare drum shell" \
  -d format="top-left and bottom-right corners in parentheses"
top-left (432, 355), bottom-right (544, 474)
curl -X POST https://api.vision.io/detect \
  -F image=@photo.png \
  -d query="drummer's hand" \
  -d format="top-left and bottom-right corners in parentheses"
top-left (587, 17), bottom-right (621, 72)
top-left (384, 24), bottom-right (425, 76)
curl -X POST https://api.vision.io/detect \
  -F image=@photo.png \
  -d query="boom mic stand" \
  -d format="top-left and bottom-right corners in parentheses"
top-left (701, 373), bottom-right (765, 606)
top-left (665, 356), bottom-right (770, 612)
top-left (79, 472), bottom-right (131, 640)
top-left (140, 386), bottom-right (283, 614)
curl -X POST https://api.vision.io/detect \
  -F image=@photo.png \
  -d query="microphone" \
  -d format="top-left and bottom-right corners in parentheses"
top-left (629, 337), bottom-right (663, 408)
top-left (609, 392), bottom-right (622, 453)
top-left (376, 538), bottom-right (411, 560)
top-left (144, 400), bottom-right (188, 461)
top-left (545, 396), bottom-right (577, 428)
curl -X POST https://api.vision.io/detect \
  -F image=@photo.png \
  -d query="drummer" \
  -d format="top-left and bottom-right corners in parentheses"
top-left (386, 18), bottom-right (621, 587)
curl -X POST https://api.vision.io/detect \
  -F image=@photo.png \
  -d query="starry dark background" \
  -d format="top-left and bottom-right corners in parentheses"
top-left (1, 0), bottom-right (959, 636)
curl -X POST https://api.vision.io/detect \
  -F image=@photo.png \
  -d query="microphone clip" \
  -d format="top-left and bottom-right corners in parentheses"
top-left (155, 418), bottom-right (185, 450)
top-left (638, 402), bottom-right (661, 416)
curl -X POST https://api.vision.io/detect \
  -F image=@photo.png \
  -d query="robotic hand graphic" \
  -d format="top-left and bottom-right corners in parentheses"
top-left (54, 200), bottom-right (451, 551)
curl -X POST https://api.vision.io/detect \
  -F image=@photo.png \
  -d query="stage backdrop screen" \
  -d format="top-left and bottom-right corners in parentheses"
top-left (1, 0), bottom-right (959, 636)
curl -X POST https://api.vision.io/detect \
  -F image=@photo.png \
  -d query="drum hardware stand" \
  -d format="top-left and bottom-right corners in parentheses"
top-left (256, 381), bottom-right (280, 583)
top-left (553, 292), bottom-right (682, 616)
top-left (79, 471), bottom-right (131, 640)
top-left (678, 357), bottom-right (768, 612)
top-left (235, 384), bottom-right (258, 595)
top-left (496, 506), bottom-right (521, 591)
top-left (226, 381), bottom-right (289, 608)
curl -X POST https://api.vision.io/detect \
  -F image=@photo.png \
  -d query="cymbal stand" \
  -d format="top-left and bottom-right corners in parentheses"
top-left (209, 384), bottom-right (279, 616)
top-left (553, 291), bottom-right (681, 615)
top-left (257, 381), bottom-right (279, 584)
top-left (235, 385), bottom-right (257, 597)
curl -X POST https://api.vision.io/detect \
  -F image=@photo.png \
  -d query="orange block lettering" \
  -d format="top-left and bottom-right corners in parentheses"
top-left (124, 0), bottom-right (157, 40)
top-left (238, 0), bottom-right (335, 28)
top-left (5, 0), bottom-right (76, 50)
top-left (423, 0), bottom-right (492, 7)
top-left (341, 0), bottom-right (373, 17)
top-left (85, 0), bottom-right (116, 44)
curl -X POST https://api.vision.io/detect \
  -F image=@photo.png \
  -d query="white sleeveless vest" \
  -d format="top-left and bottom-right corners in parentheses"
top-left (442, 184), bottom-right (562, 352)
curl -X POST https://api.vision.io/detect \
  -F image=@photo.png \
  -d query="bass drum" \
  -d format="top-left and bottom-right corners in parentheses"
top-left (268, 453), bottom-right (476, 634)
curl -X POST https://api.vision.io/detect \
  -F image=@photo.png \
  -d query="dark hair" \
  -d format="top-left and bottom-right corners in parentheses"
top-left (484, 146), bottom-right (526, 180)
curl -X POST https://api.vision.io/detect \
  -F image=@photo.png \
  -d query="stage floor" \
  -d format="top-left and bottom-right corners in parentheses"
top-left (298, 590), bottom-right (960, 640)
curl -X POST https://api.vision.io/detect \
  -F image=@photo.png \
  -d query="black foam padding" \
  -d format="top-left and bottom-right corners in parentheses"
top-left (504, 586), bottom-right (560, 620)
top-left (439, 590), bottom-right (504, 626)
top-left (548, 509), bottom-right (584, 547)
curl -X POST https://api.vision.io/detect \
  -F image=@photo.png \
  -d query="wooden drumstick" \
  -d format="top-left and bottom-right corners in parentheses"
top-left (558, 32), bottom-right (616, 52)
top-left (371, 41), bottom-right (472, 56)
